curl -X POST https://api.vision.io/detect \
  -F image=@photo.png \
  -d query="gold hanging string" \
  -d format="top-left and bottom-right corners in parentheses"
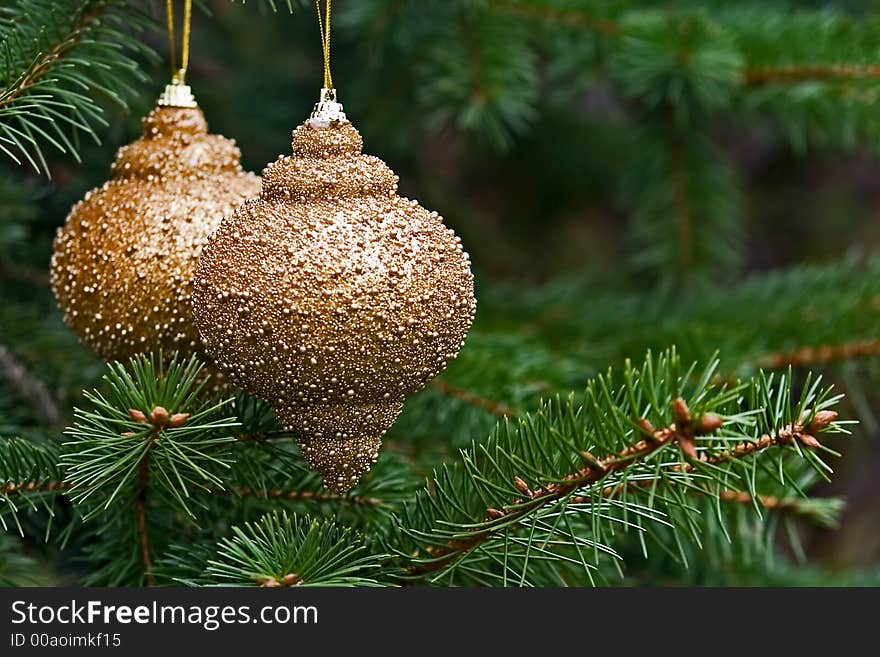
top-left (165, 0), bottom-right (177, 80)
top-left (316, 0), bottom-right (334, 90)
top-left (165, 0), bottom-right (193, 85)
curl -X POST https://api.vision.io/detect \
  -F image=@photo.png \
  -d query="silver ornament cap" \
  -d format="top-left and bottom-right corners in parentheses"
top-left (309, 87), bottom-right (348, 129)
top-left (157, 71), bottom-right (198, 109)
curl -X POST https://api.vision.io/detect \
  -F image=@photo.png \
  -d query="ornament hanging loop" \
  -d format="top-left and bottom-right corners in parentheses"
top-left (159, 0), bottom-right (197, 108)
top-left (310, 0), bottom-right (347, 127)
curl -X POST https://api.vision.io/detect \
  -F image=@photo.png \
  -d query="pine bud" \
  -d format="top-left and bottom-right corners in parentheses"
top-left (262, 578), bottom-right (280, 588)
top-left (637, 418), bottom-right (656, 439)
top-left (807, 410), bottom-right (838, 433)
top-left (128, 409), bottom-right (148, 423)
top-left (580, 451), bottom-right (606, 472)
top-left (798, 434), bottom-right (822, 449)
top-left (169, 412), bottom-right (190, 427)
top-left (678, 435), bottom-right (698, 460)
top-left (672, 398), bottom-right (691, 425)
top-left (698, 413), bottom-right (724, 434)
top-left (150, 406), bottom-right (170, 426)
top-left (282, 573), bottom-right (300, 586)
top-left (486, 508), bottom-right (505, 520)
top-left (513, 476), bottom-right (532, 497)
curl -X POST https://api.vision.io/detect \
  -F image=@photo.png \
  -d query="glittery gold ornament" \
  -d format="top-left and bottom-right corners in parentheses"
top-left (192, 91), bottom-right (476, 492)
top-left (50, 86), bottom-right (260, 372)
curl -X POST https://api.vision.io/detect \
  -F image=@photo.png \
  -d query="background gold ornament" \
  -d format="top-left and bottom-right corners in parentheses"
top-left (192, 116), bottom-right (477, 492)
top-left (50, 103), bottom-right (260, 371)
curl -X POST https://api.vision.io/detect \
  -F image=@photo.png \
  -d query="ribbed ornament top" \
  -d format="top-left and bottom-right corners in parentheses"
top-left (261, 122), bottom-right (398, 201)
top-left (111, 108), bottom-right (248, 180)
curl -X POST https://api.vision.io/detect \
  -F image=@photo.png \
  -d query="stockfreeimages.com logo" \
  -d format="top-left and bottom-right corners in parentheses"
top-left (10, 599), bottom-right (318, 632)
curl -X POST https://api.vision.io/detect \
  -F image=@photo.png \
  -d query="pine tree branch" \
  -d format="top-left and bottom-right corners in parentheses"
top-left (716, 489), bottom-right (842, 525)
top-left (491, 1), bottom-right (619, 36)
top-left (407, 397), bottom-right (834, 576)
top-left (234, 431), bottom-right (287, 443)
top-left (432, 379), bottom-right (517, 418)
top-left (1, 436), bottom-right (64, 533)
top-left (221, 485), bottom-right (382, 508)
top-left (0, 3), bottom-right (107, 111)
top-left (668, 119), bottom-right (693, 268)
top-left (0, 261), bottom-right (50, 287)
top-left (135, 434), bottom-right (155, 587)
top-left (0, 344), bottom-right (62, 428)
top-left (743, 64), bottom-right (880, 86)
top-left (492, 4), bottom-right (880, 92)
top-left (3, 480), bottom-right (68, 494)
top-left (753, 339), bottom-right (880, 370)
top-left (0, 0), bottom-right (155, 174)
top-left (164, 511), bottom-right (387, 587)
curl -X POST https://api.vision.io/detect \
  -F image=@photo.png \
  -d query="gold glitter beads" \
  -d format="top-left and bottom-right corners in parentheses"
top-left (50, 105), bottom-right (261, 371)
top-left (192, 118), bottom-right (477, 492)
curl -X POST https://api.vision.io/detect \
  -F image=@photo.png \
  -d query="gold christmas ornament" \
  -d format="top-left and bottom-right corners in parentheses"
top-left (50, 99), bottom-right (260, 369)
top-left (192, 90), bottom-right (477, 491)
top-left (50, 0), bottom-right (260, 372)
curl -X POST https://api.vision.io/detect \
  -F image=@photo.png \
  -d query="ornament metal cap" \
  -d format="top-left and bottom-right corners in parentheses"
top-left (157, 71), bottom-right (198, 109)
top-left (309, 87), bottom-right (348, 129)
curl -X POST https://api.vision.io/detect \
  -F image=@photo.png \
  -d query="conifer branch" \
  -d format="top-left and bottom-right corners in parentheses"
top-left (0, 0), bottom-right (155, 174)
top-left (222, 486), bottom-right (382, 508)
top-left (0, 262), bottom-right (50, 287)
top-left (668, 121), bottom-right (693, 268)
top-left (491, 1), bottom-right (619, 36)
top-left (2, 480), bottom-right (68, 494)
top-left (754, 339), bottom-right (880, 370)
top-left (0, 3), bottom-right (108, 111)
top-left (744, 64), bottom-right (880, 86)
top-left (396, 351), bottom-right (846, 584)
top-left (408, 410), bottom-right (829, 575)
top-left (164, 511), bottom-right (388, 587)
top-left (62, 355), bottom-right (240, 520)
top-left (0, 437), bottom-right (64, 534)
top-left (135, 433), bottom-right (155, 587)
top-left (432, 379), bottom-right (517, 418)
top-left (717, 489), bottom-right (844, 525)
top-left (0, 344), bottom-right (62, 428)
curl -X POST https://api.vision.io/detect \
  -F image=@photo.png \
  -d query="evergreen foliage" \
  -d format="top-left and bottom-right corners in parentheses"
top-left (0, 0), bottom-right (155, 176)
top-left (1, 0), bottom-right (879, 586)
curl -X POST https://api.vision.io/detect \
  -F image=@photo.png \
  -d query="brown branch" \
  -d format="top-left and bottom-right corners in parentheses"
top-left (0, 345), bottom-right (62, 428)
top-left (568, 487), bottom-right (829, 521)
top-left (408, 400), bottom-right (832, 576)
top-left (0, 3), bottom-right (107, 111)
top-left (0, 262), bottom-right (50, 287)
top-left (668, 117), bottom-right (693, 267)
top-left (135, 440), bottom-right (155, 587)
top-left (228, 486), bottom-right (382, 508)
top-left (3, 478), bottom-right (384, 512)
top-left (753, 339), bottom-right (880, 370)
top-left (491, 0), bottom-right (619, 36)
top-left (432, 379), bottom-right (516, 418)
top-left (235, 432), bottom-right (271, 442)
top-left (460, 1), bottom-right (880, 90)
top-left (491, 4), bottom-right (880, 90)
top-left (3, 480), bottom-right (68, 494)
top-left (717, 489), bottom-right (828, 518)
top-left (744, 64), bottom-right (880, 86)
top-left (234, 430), bottom-right (296, 443)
